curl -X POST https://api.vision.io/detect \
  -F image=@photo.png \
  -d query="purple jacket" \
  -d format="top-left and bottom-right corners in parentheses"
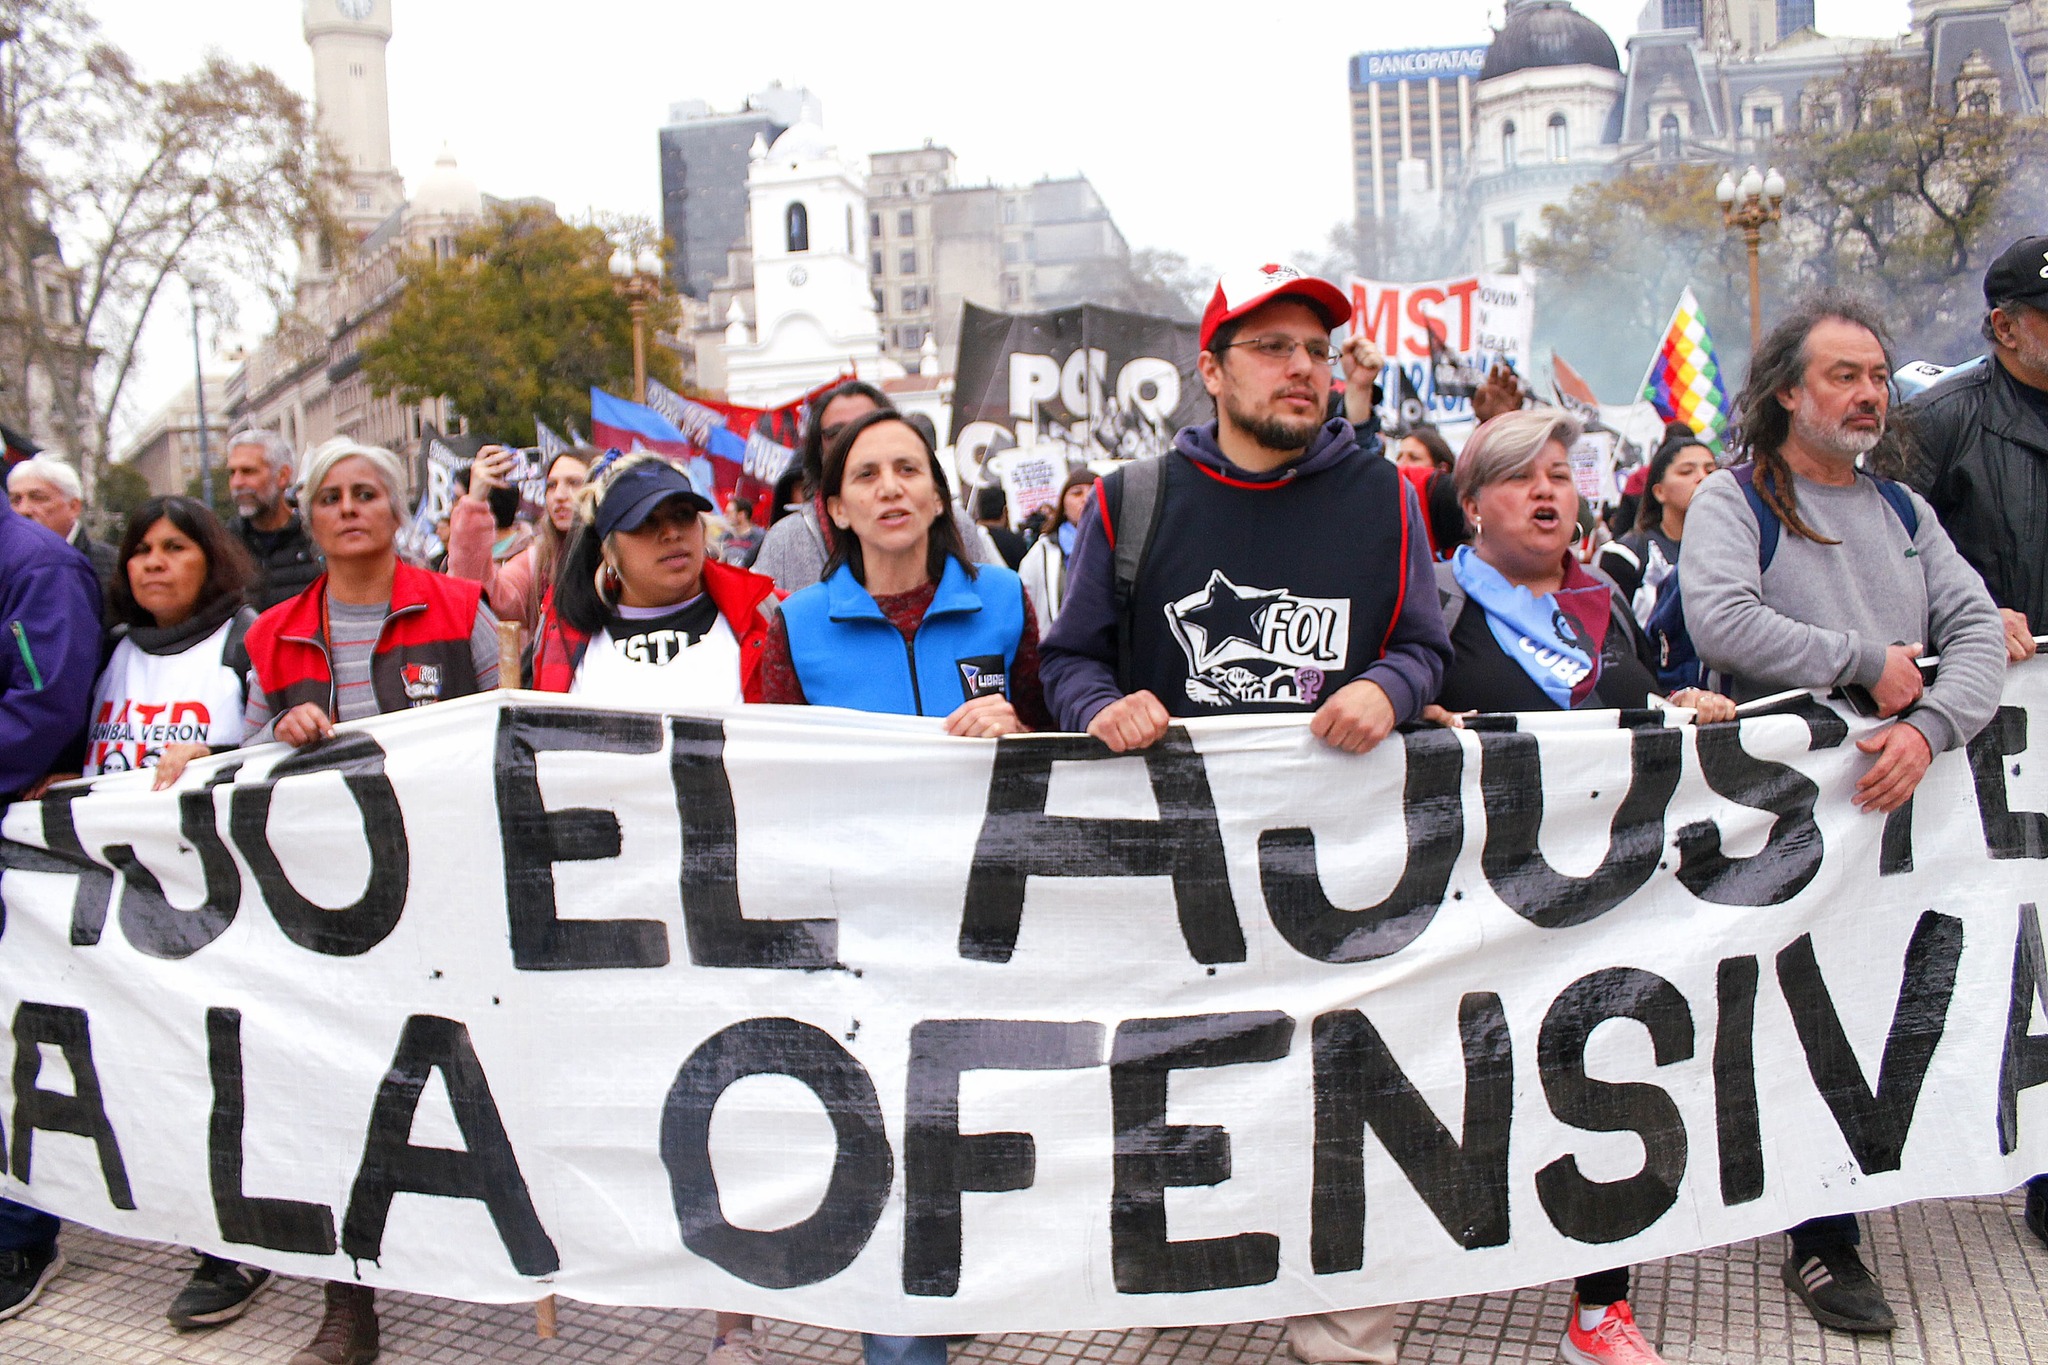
top-left (1041, 419), bottom-right (1450, 732)
top-left (1, 498), bottom-right (102, 800)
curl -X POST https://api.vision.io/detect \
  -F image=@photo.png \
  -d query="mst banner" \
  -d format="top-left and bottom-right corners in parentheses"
top-left (2, 684), bottom-right (2046, 1333)
top-left (1347, 273), bottom-right (1536, 426)
top-left (950, 302), bottom-right (1203, 509)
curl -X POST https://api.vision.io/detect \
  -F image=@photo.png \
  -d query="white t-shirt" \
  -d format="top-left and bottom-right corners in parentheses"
top-left (85, 616), bottom-right (249, 776)
top-left (567, 595), bottom-right (744, 709)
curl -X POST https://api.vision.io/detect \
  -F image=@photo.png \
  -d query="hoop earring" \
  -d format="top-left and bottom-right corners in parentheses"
top-left (596, 560), bottom-right (622, 605)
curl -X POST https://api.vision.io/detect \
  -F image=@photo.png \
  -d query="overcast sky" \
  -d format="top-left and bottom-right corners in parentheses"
top-left (85, 0), bottom-right (1911, 431)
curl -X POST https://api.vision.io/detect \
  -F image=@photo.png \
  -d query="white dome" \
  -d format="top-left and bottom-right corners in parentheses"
top-left (411, 145), bottom-right (482, 219)
top-left (766, 121), bottom-right (833, 164)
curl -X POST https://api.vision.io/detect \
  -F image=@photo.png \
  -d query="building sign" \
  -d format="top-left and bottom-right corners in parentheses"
top-left (1349, 46), bottom-right (1490, 89)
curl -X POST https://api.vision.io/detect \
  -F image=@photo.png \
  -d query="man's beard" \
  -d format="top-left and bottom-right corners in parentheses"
top-left (2010, 326), bottom-right (2048, 388)
top-left (1790, 403), bottom-right (1883, 460)
top-left (1224, 392), bottom-right (1320, 453)
top-left (233, 490), bottom-right (277, 520)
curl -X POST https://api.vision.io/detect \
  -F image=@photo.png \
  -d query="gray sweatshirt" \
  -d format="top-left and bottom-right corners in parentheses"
top-left (1681, 465), bottom-right (2005, 754)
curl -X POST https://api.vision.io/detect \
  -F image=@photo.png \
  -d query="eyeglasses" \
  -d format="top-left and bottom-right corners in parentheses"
top-left (1221, 335), bottom-right (1336, 366)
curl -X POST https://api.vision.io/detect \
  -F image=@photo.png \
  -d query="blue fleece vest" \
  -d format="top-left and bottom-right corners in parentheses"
top-left (782, 558), bottom-right (1027, 716)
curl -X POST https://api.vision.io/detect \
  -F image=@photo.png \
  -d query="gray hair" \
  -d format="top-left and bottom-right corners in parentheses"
top-left (6, 454), bottom-right (83, 503)
top-left (297, 437), bottom-right (410, 516)
top-left (1453, 408), bottom-right (1583, 505)
top-left (226, 428), bottom-right (296, 475)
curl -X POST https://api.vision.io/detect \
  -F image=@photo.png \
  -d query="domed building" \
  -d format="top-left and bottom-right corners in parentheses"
top-left (1350, 0), bottom-right (2041, 280)
top-left (1467, 0), bottom-right (1627, 270)
top-left (229, 3), bottom-right (559, 460)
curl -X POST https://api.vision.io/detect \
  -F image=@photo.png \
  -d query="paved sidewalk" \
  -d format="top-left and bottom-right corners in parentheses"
top-left (2, 1193), bottom-right (2041, 1364)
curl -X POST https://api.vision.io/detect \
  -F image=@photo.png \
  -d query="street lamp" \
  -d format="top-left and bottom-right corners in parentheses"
top-left (609, 246), bottom-right (664, 405)
top-left (1717, 164), bottom-right (1788, 354)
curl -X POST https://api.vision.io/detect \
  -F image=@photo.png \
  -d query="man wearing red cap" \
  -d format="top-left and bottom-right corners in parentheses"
top-left (1045, 265), bottom-right (1447, 1363)
top-left (1042, 263), bottom-right (1451, 770)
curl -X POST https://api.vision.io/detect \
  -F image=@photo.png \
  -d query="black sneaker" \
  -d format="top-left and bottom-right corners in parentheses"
top-left (1782, 1246), bottom-right (1898, 1333)
top-left (0, 1243), bottom-right (63, 1321)
top-left (166, 1254), bottom-right (272, 1329)
top-left (2027, 1182), bottom-right (2048, 1249)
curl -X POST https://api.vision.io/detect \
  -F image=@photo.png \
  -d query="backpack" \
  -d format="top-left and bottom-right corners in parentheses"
top-left (1097, 457), bottom-right (1170, 694)
top-left (1645, 464), bottom-right (1920, 692)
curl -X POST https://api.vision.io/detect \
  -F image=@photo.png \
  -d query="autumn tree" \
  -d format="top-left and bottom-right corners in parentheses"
top-left (0, 0), bottom-right (336, 494)
top-left (1774, 52), bottom-right (2048, 361)
top-left (361, 207), bottom-right (682, 445)
top-left (1522, 163), bottom-right (1771, 401)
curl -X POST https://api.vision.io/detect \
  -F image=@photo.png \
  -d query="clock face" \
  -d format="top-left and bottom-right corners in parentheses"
top-left (787, 267), bottom-right (808, 287)
top-left (337, 0), bottom-right (374, 20)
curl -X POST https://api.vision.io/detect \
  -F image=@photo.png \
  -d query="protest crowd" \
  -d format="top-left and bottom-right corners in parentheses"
top-left (5, 235), bottom-right (2048, 1365)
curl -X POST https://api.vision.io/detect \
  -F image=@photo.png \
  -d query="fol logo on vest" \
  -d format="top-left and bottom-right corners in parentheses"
top-left (400, 662), bottom-right (443, 703)
top-left (957, 655), bottom-right (1008, 701)
top-left (1165, 569), bottom-right (1350, 707)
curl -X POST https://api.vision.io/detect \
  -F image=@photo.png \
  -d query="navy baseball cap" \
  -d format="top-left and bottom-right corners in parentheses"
top-left (594, 459), bottom-right (713, 540)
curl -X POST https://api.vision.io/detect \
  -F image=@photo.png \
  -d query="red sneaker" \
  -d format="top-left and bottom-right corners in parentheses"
top-left (1561, 1296), bottom-right (1665, 1365)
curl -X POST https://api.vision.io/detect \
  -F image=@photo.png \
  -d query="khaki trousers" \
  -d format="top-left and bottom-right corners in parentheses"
top-left (1284, 1306), bottom-right (1400, 1365)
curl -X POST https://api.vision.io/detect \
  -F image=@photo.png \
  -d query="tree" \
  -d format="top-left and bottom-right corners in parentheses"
top-left (183, 468), bottom-right (234, 523)
top-left (1300, 211), bottom-right (1469, 288)
top-left (92, 459), bottom-right (148, 522)
top-left (1122, 248), bottom-right (1210, 323)
top-left (1522, 164), bottom-right (1772, 401)
top-left (361, 206), bottom-right (682, 444)
top-left (1775, 53), bottom-right (2048, 362)
top-left (0, 0), bottom-right (337, 494)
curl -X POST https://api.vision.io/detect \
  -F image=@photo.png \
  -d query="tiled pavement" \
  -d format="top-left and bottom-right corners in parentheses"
top-left (2, 1194), bottom-right (2041, 1364)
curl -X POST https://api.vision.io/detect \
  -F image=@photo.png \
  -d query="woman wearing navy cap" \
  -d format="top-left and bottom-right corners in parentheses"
top-left (530, 453), bottom-right (782, 703)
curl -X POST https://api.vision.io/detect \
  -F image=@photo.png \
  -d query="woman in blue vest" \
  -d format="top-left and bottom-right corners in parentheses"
top-left (762, 409), bottom-right (1051, 736)
top-left (758, 407), bottom-right (1045, 1365)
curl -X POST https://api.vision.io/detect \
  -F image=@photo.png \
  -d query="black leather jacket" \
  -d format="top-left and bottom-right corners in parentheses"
top-left (1904, 355), bottom-right (2048, 623)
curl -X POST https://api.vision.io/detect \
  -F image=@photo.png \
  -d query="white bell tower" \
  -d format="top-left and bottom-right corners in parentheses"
top-left (302, 0), bottom-right (406, 237)
top-left (721, 121), bottom-right (894, 408)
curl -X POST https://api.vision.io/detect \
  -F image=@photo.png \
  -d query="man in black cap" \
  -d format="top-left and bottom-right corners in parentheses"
top-left (1907, 236), bottom-right (2048, 664)
top-left (1904, 235), bottom-right (2048, 1248)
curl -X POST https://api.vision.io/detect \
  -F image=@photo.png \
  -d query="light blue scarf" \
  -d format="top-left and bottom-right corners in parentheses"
top-left (1451, 546), bottom-right (1595, 708)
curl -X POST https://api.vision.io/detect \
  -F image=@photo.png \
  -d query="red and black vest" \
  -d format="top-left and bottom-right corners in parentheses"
top-left (244, 561), bottom-right (485, 717)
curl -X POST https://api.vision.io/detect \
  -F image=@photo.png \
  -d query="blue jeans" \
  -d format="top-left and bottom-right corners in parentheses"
top-left (863, 1336), bottom-right (946, 1365)
top-left (0, 1199), bottom-right (58, 1252)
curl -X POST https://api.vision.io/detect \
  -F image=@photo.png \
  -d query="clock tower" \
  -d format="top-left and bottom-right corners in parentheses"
top-left (721, 121), bottom-right (890, 407)
top-left (302, 0), bottom-right (405, 238)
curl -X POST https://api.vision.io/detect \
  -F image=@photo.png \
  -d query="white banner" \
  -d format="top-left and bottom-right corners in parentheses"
top-left (1346, 273), bottom-right (1536, 426)
top-left (3, 680), bottom-right (2046, 1333)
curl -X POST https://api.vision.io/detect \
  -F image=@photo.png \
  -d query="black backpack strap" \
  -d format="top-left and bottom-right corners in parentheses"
top-left (1104, 456), bottom-right (1168, 695)
top-left (223, 606), bottom-right (259, 693)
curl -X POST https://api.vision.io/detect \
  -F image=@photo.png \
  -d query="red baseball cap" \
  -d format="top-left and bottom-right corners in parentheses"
top-left (1200, 263), bottom-right (1351, 351)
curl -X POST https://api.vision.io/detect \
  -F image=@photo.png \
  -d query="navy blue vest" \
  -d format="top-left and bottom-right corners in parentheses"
top-left (1123, 451), bottom-right (1409, 716)
top-left (782, 558), bottom-right (1027, 717)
